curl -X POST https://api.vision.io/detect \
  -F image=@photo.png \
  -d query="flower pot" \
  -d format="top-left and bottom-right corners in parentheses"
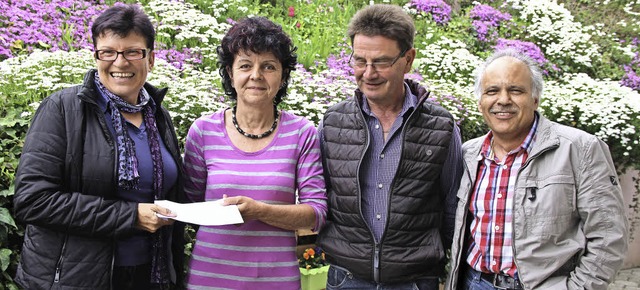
top-left (300, 265), bottom-right (330, 290)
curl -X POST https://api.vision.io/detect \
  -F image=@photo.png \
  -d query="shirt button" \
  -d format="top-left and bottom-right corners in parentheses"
top-left (376, 214), bottom-right (381, 219)
top-left (497, 193), bottom-right (503, 198)
top-left (492, 260), bottom-right (497, 265)
top-left (380, 153), bottom-right (385, 159)
top-left (378, 183), bottom-right (383, 189)
top-left (502, 164), bottom-right (508, 169)
top-left (375, 124), bottom-right (380, 129)
top-left (495, 226), bottom-right (500, 231)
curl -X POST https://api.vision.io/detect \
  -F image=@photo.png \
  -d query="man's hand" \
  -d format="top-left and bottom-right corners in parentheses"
top-left (136, 203), bottom-right (176, 233)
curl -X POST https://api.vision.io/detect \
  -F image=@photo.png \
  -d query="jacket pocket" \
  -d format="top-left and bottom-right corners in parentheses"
top-left (522, 174), bottom-right (577, 237)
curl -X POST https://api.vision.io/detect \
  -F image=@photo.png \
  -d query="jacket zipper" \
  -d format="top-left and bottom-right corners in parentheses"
top-left (53, 235), bottom-right (69, 283)
top-left (373, 243), bottom-right (380, 281)
top-left (78, 73), bottom-right (118, 289)
top-left (353, 105), bottom-right (378, 281)
top-left (364, 90), bottom-right (430, 282)
top-left (109, 246), bottom-right (115, 290)
top-left (510, 144), bottom-right (556, 289)
top-left (373, 102), bottom-right (421, 282)
top-left (453, 160), bottom-right (473, 286)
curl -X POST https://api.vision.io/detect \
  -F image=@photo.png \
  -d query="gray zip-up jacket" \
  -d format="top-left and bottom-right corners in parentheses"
top-left (446, 114), bottom-right (628, 290)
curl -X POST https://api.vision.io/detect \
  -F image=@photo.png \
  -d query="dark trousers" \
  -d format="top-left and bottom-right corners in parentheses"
top-left (112, 263), bottom-right (154, 290)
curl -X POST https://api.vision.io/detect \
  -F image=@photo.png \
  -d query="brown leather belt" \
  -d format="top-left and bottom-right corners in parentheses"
top-left (479, 272), bottom-right (523, 290)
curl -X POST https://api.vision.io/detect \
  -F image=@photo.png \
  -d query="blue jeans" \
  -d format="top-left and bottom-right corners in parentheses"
top-left (326, 264), bottom-right (439, 290)
top-left (462, 266), bottom-right (502, 290)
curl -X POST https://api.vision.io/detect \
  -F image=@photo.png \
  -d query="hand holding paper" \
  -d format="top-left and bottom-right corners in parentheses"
top-left (154, 200), bottom-right (244, 226)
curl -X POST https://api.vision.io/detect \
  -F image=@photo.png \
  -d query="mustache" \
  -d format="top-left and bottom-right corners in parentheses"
top-left (489, 106), bottom-right (517, 114)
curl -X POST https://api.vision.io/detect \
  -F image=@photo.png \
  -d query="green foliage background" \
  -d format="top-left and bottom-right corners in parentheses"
top-left (0, 0), bottom-right (639, 288)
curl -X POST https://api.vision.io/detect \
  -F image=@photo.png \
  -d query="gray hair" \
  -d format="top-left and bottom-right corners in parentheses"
top-left (473, 48), bottom-right (544, 102)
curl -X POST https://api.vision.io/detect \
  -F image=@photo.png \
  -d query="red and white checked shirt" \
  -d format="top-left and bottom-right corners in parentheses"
top-left (466, 116), bottom-right (538, 277)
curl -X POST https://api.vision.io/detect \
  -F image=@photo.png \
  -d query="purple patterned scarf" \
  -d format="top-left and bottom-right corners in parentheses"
top-left (94, 72), bottom-right (170, 286)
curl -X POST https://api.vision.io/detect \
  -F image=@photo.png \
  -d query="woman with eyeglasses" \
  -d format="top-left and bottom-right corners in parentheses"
top-left (182, 17), bottom-right (327, 289)
top-left (13, 4), bottom-right (185, 290)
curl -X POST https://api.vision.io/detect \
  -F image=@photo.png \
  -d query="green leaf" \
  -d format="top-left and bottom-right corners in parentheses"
top-left (0, 185), bottom-right (14, 197)
top-left (10, 40), bottom-right (23, 50)
top-left (37, 41), bottom-right (52, 49)
top-left (0, 248), bottom-right (11, 271)
top-left (0, 118), bottom-right (19, 127)
top-left (4, 129), bottom-right (16, 139)
top-left (0, 208), bottom-right (16, 229)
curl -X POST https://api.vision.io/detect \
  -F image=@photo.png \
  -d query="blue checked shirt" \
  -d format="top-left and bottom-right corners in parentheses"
top-left (359, 83), bottom-right (463, 243)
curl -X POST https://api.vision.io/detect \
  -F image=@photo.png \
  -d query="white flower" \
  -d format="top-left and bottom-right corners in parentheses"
top-left (505, 0), bottom-right (601, 68)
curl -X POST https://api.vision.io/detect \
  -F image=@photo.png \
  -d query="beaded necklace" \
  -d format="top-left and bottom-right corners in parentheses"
top-left (231, 105), bottom-right (279, 139)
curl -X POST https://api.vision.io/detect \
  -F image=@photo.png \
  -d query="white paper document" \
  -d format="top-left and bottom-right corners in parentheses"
top-left (154, 200), bottom-right (244, 226)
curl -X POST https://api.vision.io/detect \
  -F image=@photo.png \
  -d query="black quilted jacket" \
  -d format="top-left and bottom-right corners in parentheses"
top-left (317, 79), bottom-right (455, 283)
top-left (13, 69), bottom-right (185, 290)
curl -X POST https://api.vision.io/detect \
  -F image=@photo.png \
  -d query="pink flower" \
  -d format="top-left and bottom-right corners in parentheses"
top-left (296, 21), bottom-right (301, 28)
top-left (288, 6), bottom-right (295, 17)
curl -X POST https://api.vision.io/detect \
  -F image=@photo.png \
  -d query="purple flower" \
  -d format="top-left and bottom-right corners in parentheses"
top-left (470, 4), bottom-right (511, 24)
top-left (621, 49), bottom-right (640, 91)
top-left (621, 65), bottom-right (640, 91)
top-left (471, 20), bottom-right (492, 42)
top-left (469, 4), bottom-right (511, 42)
top-left (409, 0), bottom-right (452, 25)
top-left (154, 47), bottom-right (203, 71)
top-left (325, 49), bottom-right (353, 77)
top-left (0, 0), bottom-right (109, 59)
top-left (494, 39), bottom-right (554, 74)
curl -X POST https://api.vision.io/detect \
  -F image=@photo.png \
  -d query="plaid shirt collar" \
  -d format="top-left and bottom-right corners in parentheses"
top-left (480, 112), bottom-right (540, 161)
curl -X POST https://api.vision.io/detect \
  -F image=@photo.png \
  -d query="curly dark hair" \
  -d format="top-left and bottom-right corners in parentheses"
top-left (217, 17), bottom-right (298, 105)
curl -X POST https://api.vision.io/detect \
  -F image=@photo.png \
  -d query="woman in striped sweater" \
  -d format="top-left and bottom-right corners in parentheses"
top-left (183, 16), bottom-right (328, 289)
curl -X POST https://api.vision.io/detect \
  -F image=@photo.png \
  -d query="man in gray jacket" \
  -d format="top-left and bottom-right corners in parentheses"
top-left (446, 48), bottom-right (628, 290)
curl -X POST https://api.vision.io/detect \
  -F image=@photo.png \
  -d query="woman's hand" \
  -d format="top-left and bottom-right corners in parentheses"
top-left (221, 194), bottom-right (316, 230)
top-left (135, 203), bottom-right (176, 233)
top-left (222, 194), bottom-right (265, 221)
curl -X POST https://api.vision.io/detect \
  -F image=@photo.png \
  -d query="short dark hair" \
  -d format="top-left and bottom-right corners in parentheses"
top-left (347, 4), bottom-right (415, 53)
top-left (217, 17), bottom-right (297, 105)
top-left (91, 4), bottom-right (155, 51)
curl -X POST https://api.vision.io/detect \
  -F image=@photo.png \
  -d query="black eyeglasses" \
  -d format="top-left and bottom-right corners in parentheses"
top-left (94, 49), bottom-right (149, 61)
top-left (348, 48), bottom-right (408, 72)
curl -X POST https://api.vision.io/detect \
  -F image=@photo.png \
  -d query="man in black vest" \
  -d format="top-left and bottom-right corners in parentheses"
top-left (317, 4), bottom-right (464, 289)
